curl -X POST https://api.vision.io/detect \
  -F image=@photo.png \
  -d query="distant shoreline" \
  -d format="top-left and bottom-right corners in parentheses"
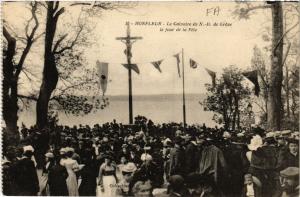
top-left (103, 93), bottom-right (206, 102)
top-left (104, 93), bottom-right (205, 98)
top-left (104, 93), bottom-right (205, 97)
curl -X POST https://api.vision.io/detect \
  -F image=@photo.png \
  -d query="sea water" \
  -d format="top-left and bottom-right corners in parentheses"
top-left (18, 94), bottom-right (216, 127)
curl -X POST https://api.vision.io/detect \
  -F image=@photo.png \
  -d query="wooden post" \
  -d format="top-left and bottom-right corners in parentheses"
top-left (182, 48), bottom-right (186, 131)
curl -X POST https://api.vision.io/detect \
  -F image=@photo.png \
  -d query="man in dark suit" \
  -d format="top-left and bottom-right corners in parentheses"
top-left (184, 136), bottom-right (199, 175)
top-left (13, 145), bottom-right (39, 196)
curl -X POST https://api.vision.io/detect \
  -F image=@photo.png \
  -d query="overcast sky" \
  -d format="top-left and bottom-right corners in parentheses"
top-left (4, 2), bottom-right (275, 96)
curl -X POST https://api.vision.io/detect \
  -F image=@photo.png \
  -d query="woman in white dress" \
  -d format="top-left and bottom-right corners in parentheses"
top-left (60, 147), bottom-right (80, 196)
top-left (97, 154), bottom-right (118, 197)
top-left (116, 156), bottom-right (128, 180)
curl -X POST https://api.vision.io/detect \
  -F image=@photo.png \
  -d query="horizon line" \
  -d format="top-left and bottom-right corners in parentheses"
top-left (104, 92), bottom-right (206, 97)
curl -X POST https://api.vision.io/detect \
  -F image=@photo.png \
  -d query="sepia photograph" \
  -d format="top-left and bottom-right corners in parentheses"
top-left (1, 1), bottom-right (300, 197)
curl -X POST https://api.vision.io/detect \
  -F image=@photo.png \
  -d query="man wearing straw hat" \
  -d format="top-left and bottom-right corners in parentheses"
top-left (117, 162), bottom-right (137, 196)
top-left (280, 167), bottom-right (299, 197)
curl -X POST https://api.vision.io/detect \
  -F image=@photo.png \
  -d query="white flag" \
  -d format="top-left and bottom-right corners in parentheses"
top-left (96, 60), bottom-right (108, 95)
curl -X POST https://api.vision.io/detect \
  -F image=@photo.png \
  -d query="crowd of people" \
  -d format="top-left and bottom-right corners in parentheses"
top-left (2, 116), bottom-right (300, 197)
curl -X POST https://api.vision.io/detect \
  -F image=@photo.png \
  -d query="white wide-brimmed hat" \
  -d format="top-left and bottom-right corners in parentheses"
top-left (122, 162), bottom-right (137, 173)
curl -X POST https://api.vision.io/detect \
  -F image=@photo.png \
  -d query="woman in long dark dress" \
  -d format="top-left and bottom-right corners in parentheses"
top-left (79, 149), bottom-right (97, 196)
top-left (48, 154), bottom-right (69, 196)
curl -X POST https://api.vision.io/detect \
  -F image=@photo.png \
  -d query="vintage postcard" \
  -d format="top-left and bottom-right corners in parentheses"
top-left (1, 1), bottom-right (299, 197)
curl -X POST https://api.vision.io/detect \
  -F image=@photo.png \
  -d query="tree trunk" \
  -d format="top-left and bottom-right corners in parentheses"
top-left (5, 81), bottom-right (19, 142)
top-left (285, 65), bottom-right (290, 118)
top-left (291, 90), bottom-right (297, 131)
top-left (2, 27), bottom-right (19, 145)
top-left (232, 90), bottom-right (240, 131)
top-left (236, 99), bottom-right (240, 130)
top-left (36, 53), bottom-right (58, 129)
top-left (221, 91), bottom-right (229, 130)
top-left (231, 100), bottom-right (236, 131)
top-left (267, 2), bottom-right (284, 131)
top-left (232, 100), bottom-right (237, 131)
top-left (227, 94), bottom-right (234, 131)
top-left (3, 82), bottom-right (19, 147)
top-left (36, 2), bottom-right (59, 129)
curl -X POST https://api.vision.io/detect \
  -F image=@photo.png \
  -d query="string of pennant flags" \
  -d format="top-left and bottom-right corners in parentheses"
top-left (96, 52), bottom-right (216, 77)
top-left (96, 52), bottom-right (260, 96)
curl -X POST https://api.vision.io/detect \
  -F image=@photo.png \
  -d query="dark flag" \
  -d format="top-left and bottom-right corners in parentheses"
top-left (122, 64), bottom-right (140, 74)
top-left (96, 61), bottom-right (108, 96)
top-left (190, 59), bottom-right (198, 69)
top-left (151, 60), bottom-right (163, 73)
top-left (173, 53), bottom-right (181, 78)
top-left (242, 70), bottom-right (260, 96)
top-left (205, 68), bottom-right (216, 88)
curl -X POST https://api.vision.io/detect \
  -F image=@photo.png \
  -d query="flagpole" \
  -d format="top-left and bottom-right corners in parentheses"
top-left (182, 48), bottom-right (186, 131)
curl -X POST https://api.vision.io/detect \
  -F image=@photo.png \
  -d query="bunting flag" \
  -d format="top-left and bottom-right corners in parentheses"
top-left (205, 68), bottom-right (216, 88)
top-left (122, 64), bottom-right (140, 74)
top-left (190, 59), bottom-right (198, 69)
top-left (173, 53), bottom-right (181, 78)
top-left (151, 60), bottom-right (163, 73)
top-left (242, 70), bottom-right (260, 96)
top-left (96, 60), bottom-right (109, 96)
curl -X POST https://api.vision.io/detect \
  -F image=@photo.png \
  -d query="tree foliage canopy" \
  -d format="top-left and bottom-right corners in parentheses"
top-left (201, 65), bottom-right (252, 131)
